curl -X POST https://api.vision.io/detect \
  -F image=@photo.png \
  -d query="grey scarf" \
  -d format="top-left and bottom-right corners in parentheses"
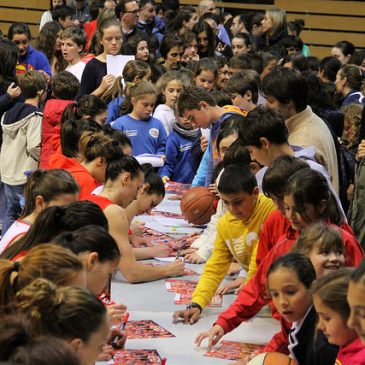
top-left (173, 123), bottom-right (200, 141)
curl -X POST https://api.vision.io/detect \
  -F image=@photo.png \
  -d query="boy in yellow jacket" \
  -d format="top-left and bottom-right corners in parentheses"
top-left (173, 164), bottom-right (274, 324)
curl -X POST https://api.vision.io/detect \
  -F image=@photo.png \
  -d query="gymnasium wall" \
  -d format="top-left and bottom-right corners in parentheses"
top-left (0, 0), bottom-right (364, 58)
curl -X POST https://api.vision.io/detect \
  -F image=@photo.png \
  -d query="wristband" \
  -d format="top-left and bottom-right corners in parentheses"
top-left (186, 302), bottom-right (202, 313)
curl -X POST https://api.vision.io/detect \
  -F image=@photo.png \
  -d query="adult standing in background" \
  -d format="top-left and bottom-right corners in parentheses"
top-left (261, 8), bottom-right (291, 58)
top-left (115, 0), bottom-right (142, 41)
top-left (137, 0), bottom-right (165, 46)
top-left (198, 0), bottom-right (217, 16)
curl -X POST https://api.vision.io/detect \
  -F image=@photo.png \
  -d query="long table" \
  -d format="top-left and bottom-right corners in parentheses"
top-left (111, 271), bottom-right (279, 364)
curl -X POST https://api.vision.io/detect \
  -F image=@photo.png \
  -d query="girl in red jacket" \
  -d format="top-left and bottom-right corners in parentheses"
top-left (313, 269), bottom-right (365, 365)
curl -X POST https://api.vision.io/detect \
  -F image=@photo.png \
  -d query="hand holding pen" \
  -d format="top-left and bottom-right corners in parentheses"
top-left (111, 312), bottom-right (129, 349)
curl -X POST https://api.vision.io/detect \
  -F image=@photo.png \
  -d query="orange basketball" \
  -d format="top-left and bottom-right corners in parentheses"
top-left (180, 186), bottom-right (215, 225)
top-left (248, 352), bottom-right (294, 365)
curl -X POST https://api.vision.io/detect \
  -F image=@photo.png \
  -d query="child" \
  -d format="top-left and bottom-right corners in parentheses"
top-left (313, 269), bottom-right (365, 364)
top-left (51, 4), bottom-right (75, 29)
top-left (342, 103), bottom-right (363, 153)
top-left (267, 253), bottom-right (316, 360)
top-left (229, 54), bottom-right (252, 76)
top-left (264, 253), bottom-right (338, 365)
top-left (0, 201), bottom-right (108, 261)
top-left (8, 22), bottom-right (51, 77)
top-left (113, 81), bottom-right (167, 156)
top-left (341, 103), bottom-right (363, 201)
top-left (193, 58), bottom-right (218, 92)
top-left (194, 168), bottom-right (363, 352)
top-left (85, 153), bottom-right (185, 283)
top-left (153, 71), bottom-right (187, 135)
top-left (40, 70), bottom-right (80, 169)
top-left (261, 67), bottom-right (339, 193)
top-left (292, 222), bottom-right (346, 279)
top-left (105, 60), bottom-right (151, 124)
top-left (0, 244), bottom-right (84, 309)
top-left (184, 117), bottom-right (242, 264)
top-left (159, 113), bottom-right (200, 183)
top-left (62, 95), bottom-right (108, 125)
top-left (177, 86), bottom-right (246, 188)
top-left (0, 169), bottom-right (79, 254)
top-left (347, 260), bottom-right (365, 345)
top-left (80, 18), bottom-right (122, 97)
top-left (231, 32), bottom-right (252, 56)
top-left (173, 165), bottom-right (275, 324)
top-left (260, 52), bottom-right (278, 80)
top-left (239, 107), bottom-right (342, 212)
top-left (0, 71), bottom-right (47, 234)
top-left (46, 95), bottom-right (106, 163)
top-left (61, 26), bottom-right (87, 81)
top-left (214, 55), bottom-right (230, 90)
top-left (225, 70), bottom-right (259, 112)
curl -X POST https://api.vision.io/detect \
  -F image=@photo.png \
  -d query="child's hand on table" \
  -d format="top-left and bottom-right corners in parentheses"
top-left (216, 277), bottom-right (245, 296)
top-left (195, 324), bottom-right (225, 350)
top-left (173, 307), bottom-right (201, 324)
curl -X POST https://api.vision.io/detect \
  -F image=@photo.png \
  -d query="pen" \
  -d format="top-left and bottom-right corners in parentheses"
top-left (111, 312), bottom-right (129, 347)
top-left (120, 312), bottom-right (129, 331)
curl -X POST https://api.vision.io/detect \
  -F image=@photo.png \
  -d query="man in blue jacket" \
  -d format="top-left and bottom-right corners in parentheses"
top-left (137, 0), bottom-right (165, 46)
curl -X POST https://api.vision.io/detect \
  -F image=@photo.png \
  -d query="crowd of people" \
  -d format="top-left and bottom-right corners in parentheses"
top-left (1, 0), bottom-right (365, 364)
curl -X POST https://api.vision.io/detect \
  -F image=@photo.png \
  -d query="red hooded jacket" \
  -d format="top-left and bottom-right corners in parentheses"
top-left (40, 99), bottom-right (74, 169)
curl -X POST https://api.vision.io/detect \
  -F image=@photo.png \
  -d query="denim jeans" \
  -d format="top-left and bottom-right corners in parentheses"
top-left (2, 183), bottom-right (25, 235)
top-left (0, 182), bottom-right (8, 235)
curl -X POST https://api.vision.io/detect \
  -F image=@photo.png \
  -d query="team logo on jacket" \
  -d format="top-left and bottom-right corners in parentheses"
top-left (149, 128), bottom-right (159, 138)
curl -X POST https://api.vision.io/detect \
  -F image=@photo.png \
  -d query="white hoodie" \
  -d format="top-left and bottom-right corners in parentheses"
top-left (0, 104), bottom-right (42, 185)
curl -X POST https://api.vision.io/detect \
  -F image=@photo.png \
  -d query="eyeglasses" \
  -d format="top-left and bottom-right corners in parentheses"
top-left (124, 9), bottom-right (139, 14)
